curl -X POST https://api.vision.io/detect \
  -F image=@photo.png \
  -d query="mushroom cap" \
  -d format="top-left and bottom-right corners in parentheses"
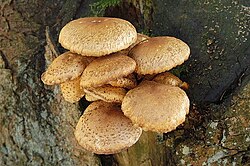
top-left (108, 74), bottom-right (137, 89)
top-left (85, 93), bottom-right (99, 102)
top-left (119, 33), bottom-right (149, 55)
top-left (80, 53), bottom-right (136, 88)
top-left (84, 85), bottom-right (127, 103)
top-left (59, 17), bottom-right (137, 57)
top-left (121, 81), bottom-right (190, 133)
top-left (153, 72), bottom-right (182, 86)
top-left (136, 33), bottom-right (150, 42)
top-left (129, 36), bottom-right (190, 75)
top-left (153, 72), bottom-right (189, 90)
top-left (74, 101), bottom-right (142, 154)
top-left (41, 51), bottom-right (94, 85)
top-left (60, 76), bottom-right (85, 103)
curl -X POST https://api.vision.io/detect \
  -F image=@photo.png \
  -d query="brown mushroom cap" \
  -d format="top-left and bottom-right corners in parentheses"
top-left (153, 72), bottom-right (189, 89)
top-left (59, 17), bottom-right (137, 57)
top-left (108, 74), bottom-right (137, 89)
top-left (60, 76), bottom-right (85, 103)
top-left (85, 93), bottom-right (99, 102)
top-left (84, 85), bottom-right (127, 103)
top-left (136, 33), bottom-right (150, 42)
top-left (74, 101), bottom-right (142, 154)
top-left (119, 33), bottom-right (149, 55)
top-left (80, 53), bottom-right (136, 88)
top-left (129, 36), bottom-right (190, 75)
top-left (41, 51), bottom-right (93, 85)
top-left (121, 81), bottom-right (190, 133)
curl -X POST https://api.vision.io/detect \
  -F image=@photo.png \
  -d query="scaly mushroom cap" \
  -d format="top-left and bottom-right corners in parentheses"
top-left (85, 93), bottom-right (99, 102)
top-left (129, 36), bottom-right (190, 75)
top-left (84, 85), bottom-right (127, 103)
top-left (74, 101), bottom-right (142, 154)
top-left (59, 17), bottom-right (137, 57)
top-left (108, 74), bottom-right (137, 89)
top-left (80, 53), bottom-right (136, 88)
top-left (122, 81), bottom-right (190, 133)
top-left (60, 76), bottom-right (85, 103)
top-left (41, 52), bottom-right (94, 85)
top-left (119, 33), bottom-right (149, 55)
top-left (153, 72), bottom-right (189, 89)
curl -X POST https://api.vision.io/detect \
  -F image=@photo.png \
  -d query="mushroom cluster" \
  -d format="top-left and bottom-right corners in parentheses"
top-left (41, 17), bottom-right (190, 154)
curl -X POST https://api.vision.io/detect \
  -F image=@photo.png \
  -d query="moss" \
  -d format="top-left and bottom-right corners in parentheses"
top-left (141, 0), bottom-right (154, 34)
top-left (90, 0), bottom-right (122, 16)
top-left (127, 0), bottom-right (154, 35)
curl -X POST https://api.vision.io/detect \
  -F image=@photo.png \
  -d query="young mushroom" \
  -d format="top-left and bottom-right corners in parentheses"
top-left (85, 93), bottom-right (99, 102)
top-left (153, 72), bottom-right (189, 90)
top-left (80, 53), bottom-right (136, 88)
top-left (60, 76), bottom-right (85, 103)
top-left (129, 36), bottom-right (190, 75)
top-left (108, 74), bottom-right (137, 89)
top-left (41, 51), bottom-right (93, 85)
top-left (84, 85), bottom-right (127, 103)
top-left (121, 81), bottom-right (190, 133)
top-left (75, 101), bottom-right (142, 154)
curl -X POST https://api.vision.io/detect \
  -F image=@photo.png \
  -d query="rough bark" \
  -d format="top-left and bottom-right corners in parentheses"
top-left (0, 0), bottom-right (249, 166)
top-left (0, 1), bottom-right (100, 165)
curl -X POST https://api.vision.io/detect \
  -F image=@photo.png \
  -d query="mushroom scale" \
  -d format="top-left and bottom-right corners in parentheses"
top-left (74, 101), bottom-right (142, 154)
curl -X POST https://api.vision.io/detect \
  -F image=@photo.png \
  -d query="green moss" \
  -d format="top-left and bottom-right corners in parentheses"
top-left (141, 0), bottom-right (154, 33)
top-left (90, 0), bottom-right (122, 16)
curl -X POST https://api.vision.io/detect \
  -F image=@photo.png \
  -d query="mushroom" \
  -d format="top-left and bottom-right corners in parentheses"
top-left (59, 17), bottom-right (137, 57)
top-left (121, 81), bottom-right (190, 133)
top-left (119, 33), bottom-right (149, 55)
top-left (153, 72), bottom-right (189, 90)
top-left (129, 36), bottom-right (190, 75)
top-left (108, 74), bottom-right (137, 89)
top-left (80, 53), bottom-right (136, 88)
top-left (60, 76), bottom-right (85, 103)
top-left (84, 85), bottom-right (127, 103)
top-left (85, 92), bottom-right (99, 102)
top-left (41, 51), bottom-right (94, 85)
top-left (74, 101), bottom-right (142, 154)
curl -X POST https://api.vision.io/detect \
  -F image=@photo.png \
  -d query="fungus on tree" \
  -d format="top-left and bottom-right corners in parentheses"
top-left (74, 101), bottom-right (142, 154)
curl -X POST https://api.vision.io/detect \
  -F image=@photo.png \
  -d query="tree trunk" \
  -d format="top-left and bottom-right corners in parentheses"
top-left (0, 1), bottom-right (100, 165)
top-left (1, 0), bottom-right (249, 166)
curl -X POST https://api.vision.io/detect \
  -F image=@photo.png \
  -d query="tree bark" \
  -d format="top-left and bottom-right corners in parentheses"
top-left (0, 1), bottom-right (100, 165)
